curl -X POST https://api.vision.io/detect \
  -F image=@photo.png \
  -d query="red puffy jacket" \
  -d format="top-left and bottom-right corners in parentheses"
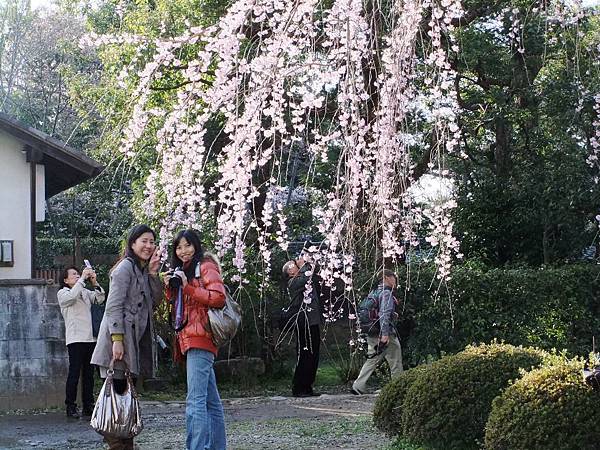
top-left (166, 256), bottom-right (226, 356)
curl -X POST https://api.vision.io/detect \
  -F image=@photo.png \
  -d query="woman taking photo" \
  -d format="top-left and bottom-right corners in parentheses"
top-left (58, 265), bottom-right (105, 418)
top-left (164, 229), bottom-right (227, 450)
top-left (91, 224), bottom-right (162, 450)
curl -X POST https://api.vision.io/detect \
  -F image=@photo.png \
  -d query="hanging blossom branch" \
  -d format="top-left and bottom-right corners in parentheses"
top-left (82, 0), bottom-right (467, 288)
top-left (306, 0), bottom-right (372, 293)
top-left (366, 0), bottom-right (423, 263)
top-left (587, 93), bottom-right (600, 179)
top-left (415, 0), bottom-right (464, 279)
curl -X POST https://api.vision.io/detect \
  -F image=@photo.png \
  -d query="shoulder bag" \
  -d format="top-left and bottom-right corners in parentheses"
top-left (90, 295), bottom-right (105, 338)
top-left (207, 286), bottom-right (242, 347)
top-left (90, 359), bottom-right (143, 439)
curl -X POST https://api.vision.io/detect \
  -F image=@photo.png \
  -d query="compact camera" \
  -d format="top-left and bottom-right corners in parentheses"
top-left (168, 267), bottom-right (183, 289)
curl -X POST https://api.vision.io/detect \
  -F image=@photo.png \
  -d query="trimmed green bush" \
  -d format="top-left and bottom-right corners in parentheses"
top-left (400, 343), bottom-right (546, 450)
top-left (373, 366), bottom-right (428, 436)
top-left (485, 357), bottom-right (600, 450)
top-left (386, 437), bottom-right (430, 450)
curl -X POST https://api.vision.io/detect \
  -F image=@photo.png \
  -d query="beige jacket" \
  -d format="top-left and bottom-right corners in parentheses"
top-left (58, 280), bottom-right (105, 345)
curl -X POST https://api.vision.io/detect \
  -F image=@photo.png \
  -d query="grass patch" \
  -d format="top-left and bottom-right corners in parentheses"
top-left (315, 362), bottom-right (343, 386)
top-left (218, 359), bottom-right (351, 398)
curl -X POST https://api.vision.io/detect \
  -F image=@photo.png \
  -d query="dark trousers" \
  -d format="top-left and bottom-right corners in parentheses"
top-left (65, 342), bottom-right (96, 407)
top-left (292, 322), bottom-right (320, 395)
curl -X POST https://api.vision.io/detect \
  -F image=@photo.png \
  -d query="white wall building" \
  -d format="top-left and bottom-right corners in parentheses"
top-left (0, 112), bottom-right (103, 280)
top-left (0, 114), bottom-right (103, 411)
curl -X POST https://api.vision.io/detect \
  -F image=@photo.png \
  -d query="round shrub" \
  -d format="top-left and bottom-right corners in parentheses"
top-left (485, 358), bottom-right (600, 450)
top-left (373, 365), bottom-right (428, 436)
top-left (401, 343), bottom-right (546, 450)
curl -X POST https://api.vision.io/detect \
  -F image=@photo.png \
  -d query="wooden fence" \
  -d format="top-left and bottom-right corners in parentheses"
top-left (35, 269), bottom-right (61, 284)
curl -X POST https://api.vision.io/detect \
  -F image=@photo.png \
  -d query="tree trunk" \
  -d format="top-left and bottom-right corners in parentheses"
top-left (493, 116), bottom-right (511, 178)
top-left (542, 222), bottom-right (552, 265)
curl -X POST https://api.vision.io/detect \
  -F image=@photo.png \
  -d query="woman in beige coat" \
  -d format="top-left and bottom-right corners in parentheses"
top-left (91, 224), bottom-right (162, 450)
top-left (58, 265), bottom-right (105, 418)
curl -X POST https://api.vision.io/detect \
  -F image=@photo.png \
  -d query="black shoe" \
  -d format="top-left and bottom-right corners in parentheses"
top-left (81, 405), bottom-right (94, 417)
top-left (66, 405), bottom-right (80, 419)
top-left (293, 391), bottom-right (321, 398)
top-left (293, 392), bottom-right (311, 398)
top-left (350, 388), bottom-right (363, 395)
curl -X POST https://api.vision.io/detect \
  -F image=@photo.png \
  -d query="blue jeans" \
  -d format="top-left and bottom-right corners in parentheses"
top-left (186, 349), bottom-right (226, 450)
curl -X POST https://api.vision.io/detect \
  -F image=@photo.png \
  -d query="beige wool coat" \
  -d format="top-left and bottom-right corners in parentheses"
top-left (58, 281), bottom-right (105, 345)
top-left (91, 257), bottom-right (162, 377)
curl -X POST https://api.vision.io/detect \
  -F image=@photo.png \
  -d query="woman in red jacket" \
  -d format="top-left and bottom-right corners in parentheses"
top-left (164, 229), bottom-right (227, 450)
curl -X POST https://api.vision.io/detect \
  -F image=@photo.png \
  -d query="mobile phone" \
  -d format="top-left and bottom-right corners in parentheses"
top-left (84, 259), bottom-right (93, 269)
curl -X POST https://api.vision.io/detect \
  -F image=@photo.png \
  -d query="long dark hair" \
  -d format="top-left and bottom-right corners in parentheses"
top-left (112, 224), bottom-right (157, 272)
top-left (59, 265), bottom-right (79, 289)
top-left (170, 229), bottom-right (204, 280)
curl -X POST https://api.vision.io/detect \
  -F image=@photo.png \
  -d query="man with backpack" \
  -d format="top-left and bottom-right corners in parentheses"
top-left (351, 269), bottom-right (403, 395)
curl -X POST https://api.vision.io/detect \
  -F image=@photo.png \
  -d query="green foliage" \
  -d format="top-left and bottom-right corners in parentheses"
top-left (399, 343), bottom-right (546, 450)
top-left (402, 264), bottom-right (600, 365)
top-left (329, 348), bottom-right (364, 384)
top-left (66, 0), bottom-right (232, 220)
top-left (373, 366), bottom-right (428, 437)
top-left (450, 3), bottom-right (600, 266)
top-left (484, 357), bottom-right (600, 450)
top-left (40, 176), bottom-right (134, 241)
top-left (61, 0), bottom-right (600, 273)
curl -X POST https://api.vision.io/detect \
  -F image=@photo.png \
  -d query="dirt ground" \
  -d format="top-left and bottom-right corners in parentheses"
top-left (0, 393), bottom-right (391, 450)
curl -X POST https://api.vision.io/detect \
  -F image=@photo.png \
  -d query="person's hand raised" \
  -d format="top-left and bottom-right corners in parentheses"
top-left (89, 270), bottom-right (99, 286)
top-left (149, 248), bottom-right (161, 275)
top-left (81, 267), bottom-right (94, 281)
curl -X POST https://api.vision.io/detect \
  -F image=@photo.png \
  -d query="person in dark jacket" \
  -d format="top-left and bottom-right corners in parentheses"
top-left (164, 229), bottom-right (227, 450)
top-left (282, 258), bottom-right (321, 397)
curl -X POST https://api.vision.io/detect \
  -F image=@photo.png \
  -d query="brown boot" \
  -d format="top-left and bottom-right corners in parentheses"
top-left (103, 435), bottom-right (124, 450)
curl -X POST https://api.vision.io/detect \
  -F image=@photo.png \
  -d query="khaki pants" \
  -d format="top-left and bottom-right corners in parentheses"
top-left (352, 334), bottom-right (403, 393)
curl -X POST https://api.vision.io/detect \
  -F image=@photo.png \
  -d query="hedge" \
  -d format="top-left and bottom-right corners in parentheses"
top-left (399, 343), bottom-right (546, 450)
top-left (484, 357), bottom-right (600, 450)
top-left (36, 237), bottom-right (120, 268)
top-left (401, 264), bottom-right (600, 363)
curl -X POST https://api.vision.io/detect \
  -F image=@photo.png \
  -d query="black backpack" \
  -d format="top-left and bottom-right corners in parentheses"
top-left (357, 286), bottom-right (398, 336)
top-left (357, 287), bottom-right (384, 335)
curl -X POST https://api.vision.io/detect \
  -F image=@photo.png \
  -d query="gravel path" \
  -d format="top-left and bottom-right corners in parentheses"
top-left (0, 393), bottom-right (391, 450)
